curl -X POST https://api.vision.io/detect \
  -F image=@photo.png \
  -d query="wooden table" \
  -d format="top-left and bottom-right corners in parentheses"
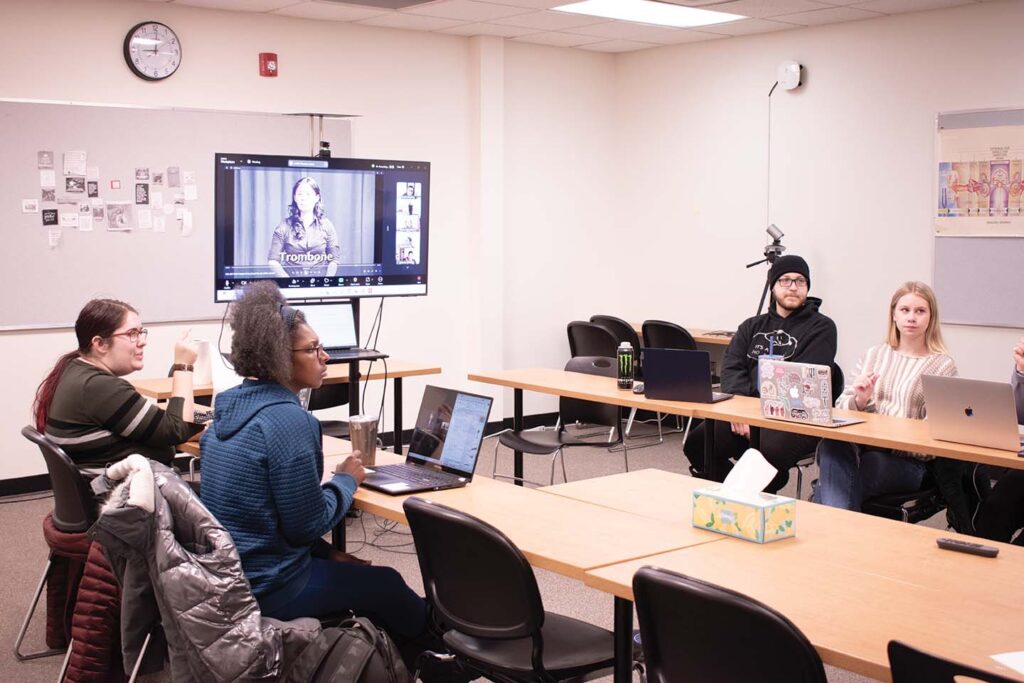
top-left (468, 368), bottom-right (1024, 480)
top-left (547, 468), bottom-right (1024, 682)
top-left (136, 359), bottom-right (441, 455)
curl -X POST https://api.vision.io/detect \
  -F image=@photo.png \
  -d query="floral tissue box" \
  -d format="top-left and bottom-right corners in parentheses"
top-left (692, 486), bottom-right (795, 543)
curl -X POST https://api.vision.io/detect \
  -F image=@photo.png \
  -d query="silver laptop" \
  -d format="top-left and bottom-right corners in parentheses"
top-left (362, 386), bottom-right (493, 495)
top-left (293, 301), bottom-right (382, 362)
top-left (757, 358), bottom-right (863, 428)
top-left (922, 375), bottom-right (1024, 452)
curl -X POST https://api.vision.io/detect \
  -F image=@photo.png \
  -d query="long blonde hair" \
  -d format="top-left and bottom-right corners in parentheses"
top-left (886, 281), bottom-right (947, 354)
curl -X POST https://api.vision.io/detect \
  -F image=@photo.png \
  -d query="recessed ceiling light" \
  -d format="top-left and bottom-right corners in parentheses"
top-left (553, 0), bottom-right (745, 28)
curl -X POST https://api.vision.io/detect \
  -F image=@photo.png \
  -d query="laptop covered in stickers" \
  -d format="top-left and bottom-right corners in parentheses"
top-left (757, 358), bottom-right (863, 428)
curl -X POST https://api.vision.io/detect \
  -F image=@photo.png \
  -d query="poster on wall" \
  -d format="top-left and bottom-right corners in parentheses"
top-left (936, 124), bottom-right (1024, 236)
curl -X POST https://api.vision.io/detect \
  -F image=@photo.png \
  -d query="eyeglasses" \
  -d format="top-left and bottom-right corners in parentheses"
top-left (777, 277), bottom-right (808, 289)
top-left (108, 328), bottom-right (148, 343)
top-left (292, 343), bottom-right (327, 356)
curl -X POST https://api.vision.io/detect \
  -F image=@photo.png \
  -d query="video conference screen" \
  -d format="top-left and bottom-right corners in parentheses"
top-left (214, 153), bottom-right (429, 302)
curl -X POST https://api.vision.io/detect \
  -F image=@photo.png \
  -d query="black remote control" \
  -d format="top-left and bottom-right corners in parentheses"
top-left (936, 537), bottom-right (999, 558)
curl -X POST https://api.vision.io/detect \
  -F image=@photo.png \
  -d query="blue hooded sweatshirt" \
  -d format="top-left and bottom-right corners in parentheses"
top-left (199, 379), bottom-right (357, 601)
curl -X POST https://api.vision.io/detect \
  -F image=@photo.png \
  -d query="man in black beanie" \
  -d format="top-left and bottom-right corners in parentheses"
top-left (683, 254), bottom-right (837, 493)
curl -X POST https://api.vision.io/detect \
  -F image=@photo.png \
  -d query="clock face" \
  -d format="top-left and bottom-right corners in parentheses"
top-left (124, 22), bottom-right (182, 81)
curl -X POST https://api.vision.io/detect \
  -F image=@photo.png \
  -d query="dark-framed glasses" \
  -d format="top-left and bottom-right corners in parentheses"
top-left (108, 327), bottom-right (148, 343)
top-left (292, 343), bottom-right (326, 356)
top-left (777, 277), bottom-right (808, 289)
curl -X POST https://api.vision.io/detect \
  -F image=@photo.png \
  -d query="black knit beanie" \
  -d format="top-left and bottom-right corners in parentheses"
top-left (768, 254), bottom-right (810, 290)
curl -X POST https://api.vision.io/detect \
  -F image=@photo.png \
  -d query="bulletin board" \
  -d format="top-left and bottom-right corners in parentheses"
top-left (934, 108), bottom-right (1024, 328)
top-left (0, 99), bottom-right (352, 330)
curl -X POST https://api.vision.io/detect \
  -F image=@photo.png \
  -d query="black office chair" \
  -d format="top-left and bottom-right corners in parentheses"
top-left (306, 382), bottom-right (351, 439)
top-left (590, 315), bottom-right (640, 362)
top-left (492, 356), bottom-right (629, 486)
top-left (888, 640), bottom-right (1019, 682)
top-left (861, 475), bottom-right (946, 524)
top-left (633, 566), bottom-right (827, 683)
top-left (567, 321), bottom-right (618, 359)
top-left (403, 497), bottom-right (615, 682)
top-left (16, 426), bottom-right (99, 667)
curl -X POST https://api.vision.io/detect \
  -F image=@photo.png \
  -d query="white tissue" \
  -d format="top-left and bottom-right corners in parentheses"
top-left (719, 449), bottom-right (779, 503)
top-left (992, 652), bottom-right (1024, 675)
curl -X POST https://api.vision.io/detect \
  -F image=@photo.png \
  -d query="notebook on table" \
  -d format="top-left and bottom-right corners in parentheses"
top-left (642, 348), bottom-right (731, 403)
top-left (922, 375), bottom-right (1024, 452)
top-left (361, 385), bottom-right (494, 495)
top-left (757, 358), bottom-right (863, 428)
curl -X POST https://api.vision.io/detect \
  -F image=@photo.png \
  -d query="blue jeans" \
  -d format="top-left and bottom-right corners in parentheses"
top-left (815, 439), bottom-right (926, 511)
top-left (259, 558), bottom-right (428, 639)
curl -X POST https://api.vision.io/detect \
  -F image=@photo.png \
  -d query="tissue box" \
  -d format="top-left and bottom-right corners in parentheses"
top-left (692, 486), bottom-right (795, 543)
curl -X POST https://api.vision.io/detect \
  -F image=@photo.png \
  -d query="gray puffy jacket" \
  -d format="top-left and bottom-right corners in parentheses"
top-left (90, 455), bottom-right (321, 682)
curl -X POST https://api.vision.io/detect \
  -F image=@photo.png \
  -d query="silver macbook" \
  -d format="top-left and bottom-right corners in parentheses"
top-left (758, 358), bottom-right (863, 428)
top-left (922, 375), bottom-right (1024, 452)
top-left (294, 301), bottom-right (382, 362)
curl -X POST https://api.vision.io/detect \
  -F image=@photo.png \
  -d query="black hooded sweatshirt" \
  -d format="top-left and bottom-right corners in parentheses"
top-left (721, 300), bottom-right (838, 398)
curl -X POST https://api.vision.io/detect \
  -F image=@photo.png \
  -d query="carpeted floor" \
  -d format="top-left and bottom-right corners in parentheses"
top-left (3, 421), bottom-right (936, 681)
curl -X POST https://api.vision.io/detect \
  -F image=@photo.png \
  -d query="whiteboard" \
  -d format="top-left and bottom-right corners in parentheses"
top-left (934, 235), bottom-right (1024, 328)
top-left (0, 100), bottom-right (351, 330)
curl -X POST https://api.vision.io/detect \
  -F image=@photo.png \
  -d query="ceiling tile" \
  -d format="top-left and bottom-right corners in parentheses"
top-left (709, 0), bottom-right (835, 18)
top-left (773, 5), bottom-right (884, 24)
top-left (510, 31), bottom-right (606, 46)
top-left (172, 0), bottom-right (300, 10)
top-left (850, 0), bottom-right (975, 12)
top-left (702, 17), bottom-right (800, 34)
top-left (578, 39), bottom-right (661, 52)
top-left (484, 0), bottom-right (562, 7)
top-left (271, 1), bottom-right (390, 20)
top-left (439, 21), bottom-right (535, 35)
top-left (491, 9), bottom-right (609, 29)
top-left (402, 0), bottom-right (532, 21)
top-left (357, 12), bottom-right (466, 28)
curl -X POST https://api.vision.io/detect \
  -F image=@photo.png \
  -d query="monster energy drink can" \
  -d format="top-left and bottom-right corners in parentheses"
top-left (617, 342), bottom-right (634, 390)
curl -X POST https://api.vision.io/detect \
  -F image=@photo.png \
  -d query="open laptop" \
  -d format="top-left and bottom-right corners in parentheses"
top-left (293, 301), bottom-right (385, 362)
top-left (642, 348), bottom-right (732, 403)
top-left (758, 358), bottom-right (863, 428)
top-left (362, 385), bottom-right (494, 495)
top-left (922, 375), bottom-right (1024, 452)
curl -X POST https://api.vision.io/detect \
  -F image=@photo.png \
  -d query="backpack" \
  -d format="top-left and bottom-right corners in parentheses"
top-left (285, 617), bottom-right (412, 683)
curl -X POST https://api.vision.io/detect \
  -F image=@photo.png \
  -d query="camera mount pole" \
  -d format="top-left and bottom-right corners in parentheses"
top-left (746, 237), bottom-right (785, 317)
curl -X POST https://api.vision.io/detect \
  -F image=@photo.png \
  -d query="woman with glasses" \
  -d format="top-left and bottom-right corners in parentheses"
top-left (198, 282), bottom-right (432, 668)
top-left (815, 281), bottom-right (957, 510)
top-left (33, 299), bottom-right (203, 468)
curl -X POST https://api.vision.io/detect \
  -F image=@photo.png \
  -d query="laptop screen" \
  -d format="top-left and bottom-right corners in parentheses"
top-left (294, 302), bottom-right (357, 349)
top-left (407, 386), bottom-right (493, 475)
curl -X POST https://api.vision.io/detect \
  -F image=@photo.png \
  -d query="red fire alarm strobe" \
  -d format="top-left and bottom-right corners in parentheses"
top-left (259, 53), bottom-right (278, 77)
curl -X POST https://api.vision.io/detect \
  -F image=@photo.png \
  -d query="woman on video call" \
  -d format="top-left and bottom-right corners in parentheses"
top-left (268, 176), bottom-right (341, 278)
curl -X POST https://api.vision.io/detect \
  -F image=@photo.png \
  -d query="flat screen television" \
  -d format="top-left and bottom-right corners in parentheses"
top-left (214, 153), bottom-right (429, 302)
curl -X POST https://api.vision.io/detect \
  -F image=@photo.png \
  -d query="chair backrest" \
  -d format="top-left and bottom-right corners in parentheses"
top-left (888, 640), bottom-right (1018, 683)
top-left (590, 315), bottom-right (641, 355)
top-left (830, 363), bottom-right (845, 404)
top-left (21, 426), bottom-right (98, 533)
top-left (567, 321), bottom-right (618, 359)
top-left (306, 381), bottom-right (350, 412)
top-left (560, 356), bottom-right (621, 441)
top-left (641, 320), bottom-right (697, 351)
top-left (403, 497), bottom-right (545, 642)
top-left (633, 566), bottom-right (827, 683)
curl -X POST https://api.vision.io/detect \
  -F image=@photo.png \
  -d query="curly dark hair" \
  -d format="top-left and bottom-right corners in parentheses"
top-left (229, 282), bottom-right (306, 385)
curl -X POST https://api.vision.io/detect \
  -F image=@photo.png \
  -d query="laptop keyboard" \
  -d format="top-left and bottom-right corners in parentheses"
top-left (374, 463), bottom-right (460, 486)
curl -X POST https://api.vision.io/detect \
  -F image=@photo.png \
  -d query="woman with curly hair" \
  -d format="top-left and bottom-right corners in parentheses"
top-left (33, 298), bottom-right (202, 468)
top-left (267, 176), bottom-right (340, 278)
top-left (198, 281), bottom-right (428, 650)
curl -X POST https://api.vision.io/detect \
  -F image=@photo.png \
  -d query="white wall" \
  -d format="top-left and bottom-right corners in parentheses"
top-left (612, 0), bottom-right (1024, 380)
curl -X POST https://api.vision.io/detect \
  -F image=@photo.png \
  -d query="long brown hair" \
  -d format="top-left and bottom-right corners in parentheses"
top-left (33, 299), bottom-right (137, 431)
top-left (886, 281), bottom-right (948, 354)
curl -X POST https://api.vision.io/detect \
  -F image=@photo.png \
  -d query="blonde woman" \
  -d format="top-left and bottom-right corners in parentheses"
top-left (815, 282), bottom-right (957, 510)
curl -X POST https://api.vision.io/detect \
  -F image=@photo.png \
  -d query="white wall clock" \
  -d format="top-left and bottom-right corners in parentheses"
top-left (124, 22), bottom-right (182, 81)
